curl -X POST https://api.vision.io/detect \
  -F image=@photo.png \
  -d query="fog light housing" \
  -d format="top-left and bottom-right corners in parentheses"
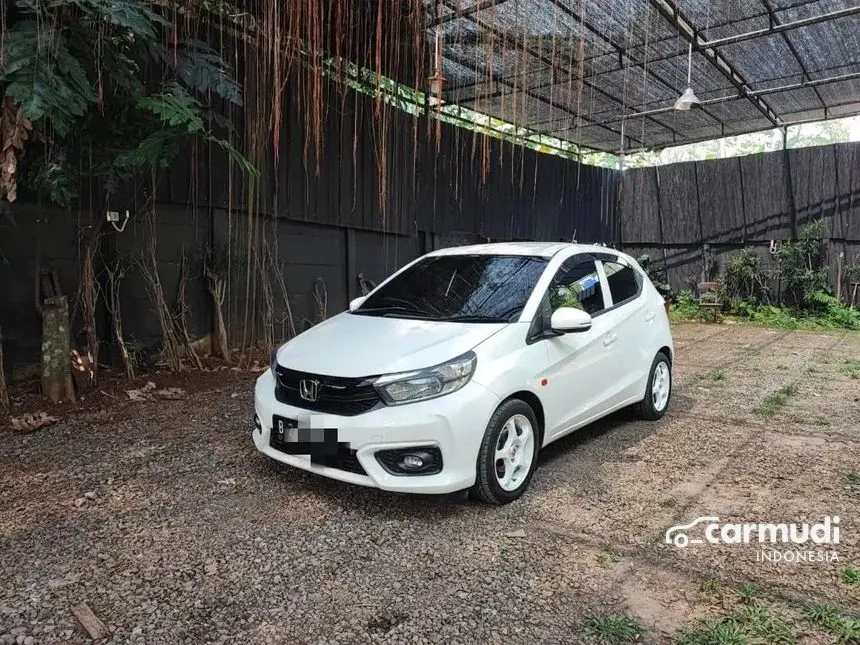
top-left (254, 414), bottom-right (262, 431)
top-left (401, 454), bottom-right (424, 470)
top-left (375, 446), bottom-right (442, 476)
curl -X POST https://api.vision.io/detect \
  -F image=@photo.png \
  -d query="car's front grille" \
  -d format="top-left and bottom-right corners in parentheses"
top-left (274, 366), bottom-right (383, 416)
top-left (312, 448), bottom-right (367, 476)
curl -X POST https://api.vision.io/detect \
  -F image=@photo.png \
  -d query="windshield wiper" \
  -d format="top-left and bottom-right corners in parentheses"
top-left (441, 314), bottom-right (509, 323)
top-left (352, 306), bottom-right (440, 320)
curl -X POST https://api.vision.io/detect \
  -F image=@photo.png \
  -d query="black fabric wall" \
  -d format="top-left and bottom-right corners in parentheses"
top-left (0, 81), bottom-right (618, 370)
top-left (619, 142), bottom-right (860, 290)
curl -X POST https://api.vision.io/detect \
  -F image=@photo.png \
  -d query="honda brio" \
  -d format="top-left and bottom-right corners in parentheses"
top-left (253, 242), bottom-right (673, 504)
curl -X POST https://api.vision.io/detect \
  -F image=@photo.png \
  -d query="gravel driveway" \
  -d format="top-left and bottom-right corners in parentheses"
top-left (2, 324), bottom-right (858, 644)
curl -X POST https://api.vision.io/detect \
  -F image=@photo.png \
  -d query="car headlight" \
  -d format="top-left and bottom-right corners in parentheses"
top-left (374, 351), bottom-right (477, 405)
top-left (270, 348), bottom-right (279, 375)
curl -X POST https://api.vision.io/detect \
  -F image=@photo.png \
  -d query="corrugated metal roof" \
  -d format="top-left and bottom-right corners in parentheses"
top-left (424, 0), bottom-right (860, 151)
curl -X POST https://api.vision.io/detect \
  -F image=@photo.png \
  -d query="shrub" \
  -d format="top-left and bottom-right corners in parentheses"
top-left (775, 219), bottom-right (830, 307)
top-left (724, 248), bottom-right (770, 305)
top-left (636, 253), bottom-right (672, 298)
top-left (809, 291), bottom-right (860, 330)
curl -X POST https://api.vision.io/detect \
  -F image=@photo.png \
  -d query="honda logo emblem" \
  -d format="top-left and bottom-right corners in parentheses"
top-left (299, 379), bottom-right (321, 402)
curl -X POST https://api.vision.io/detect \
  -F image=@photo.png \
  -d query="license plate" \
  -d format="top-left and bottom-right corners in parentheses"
top-left (270, 414), bottom-right (340, 456)
top-left (271, 415), bottom-right (298, 444)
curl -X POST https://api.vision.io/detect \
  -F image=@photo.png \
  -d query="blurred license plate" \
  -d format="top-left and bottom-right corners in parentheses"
top-left (271, 415), bottom-right (298, 444)
top-left (270, 414), bottom-right (339, 456)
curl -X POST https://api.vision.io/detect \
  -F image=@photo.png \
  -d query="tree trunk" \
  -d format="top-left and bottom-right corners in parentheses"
top-left (0, 326), bottom-right (9, 413)
top-left (213, 300), bottom-right (230, 362)
top-left (81, 238), bottom-right (100, 383)
top-left (207, 274), bottom-right (230, 362)
top-left (41, 296), bottom-right (75, 403)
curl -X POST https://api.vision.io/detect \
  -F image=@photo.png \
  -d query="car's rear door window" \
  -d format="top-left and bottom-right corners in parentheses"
top-left (602, 260), bottom-right (641, 306)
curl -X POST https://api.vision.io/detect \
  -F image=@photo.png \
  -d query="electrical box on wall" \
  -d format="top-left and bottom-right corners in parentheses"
top-left (105, 210), bottom-right (130, 232)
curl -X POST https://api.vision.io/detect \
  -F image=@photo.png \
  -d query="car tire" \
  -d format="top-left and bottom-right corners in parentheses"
top-left (637, 351), bottom-right (672, 420)
top-left (470, 399), bottom-right (540, 505)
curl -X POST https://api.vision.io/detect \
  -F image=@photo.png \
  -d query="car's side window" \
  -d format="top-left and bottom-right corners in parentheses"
top-left (602, 260), bottom-right (641, 306)
top-left (546, 258), bottom-right (607, 316)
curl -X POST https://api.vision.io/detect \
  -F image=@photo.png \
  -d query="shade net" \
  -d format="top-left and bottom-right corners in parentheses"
top-left (424, 0), bottom-right (860, 151)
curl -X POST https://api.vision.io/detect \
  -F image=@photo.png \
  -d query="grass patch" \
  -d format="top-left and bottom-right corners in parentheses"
top-left (736, 604), bottom-right (796, 644)
top-left (705, 370), bottom-right (726, 382)
top-left (803, 602), bottom-right (860, 643)
top-left (582, 615), bottom-right (643, 644)
top-left (678, 605), bottom-right (795, 645)
top-left (787, 413), bottom-right (828, 426)
top-left (658, 497), bottom-right (677, 509)
top-left (839, 359), bottom-right (860, 379)
top-left (846, 472), bottom-right (860, 487)
top-left (668, 292), bottom-right (860, 331)
top-left (679, 598), bottom-right (860, 645)
top-left (595, 551), bottom-right (621, 567)
top-left (842, 567), bottom-right (860, 586)
top-left (697, 579), bottom-right (721, 597)
top-left (754, 383), bottom-right (798, 417)
top-left (677, 619), bottom-right (747, 645)
top-left (806, 365), bottom-right (818, 374)
top-left (737, 583), bottom-right (763, 604)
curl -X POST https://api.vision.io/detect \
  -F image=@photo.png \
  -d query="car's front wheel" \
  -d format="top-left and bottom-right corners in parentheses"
top-left (470, 399), bottom-right (540, 505)
top-left (637, 351), bottom-right (672, 420)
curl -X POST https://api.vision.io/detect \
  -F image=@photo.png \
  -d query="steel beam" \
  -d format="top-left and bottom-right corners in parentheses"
top-left (428, 0), bottom-right (500, 28)
top-left (760, 0), bottom-right (827, 112)
top-left (646, 0), bottom-right (781, 127)
top-left (443, 0), bottom-right (858, 94)
top-left (615, 104), bottom-right (860, 155)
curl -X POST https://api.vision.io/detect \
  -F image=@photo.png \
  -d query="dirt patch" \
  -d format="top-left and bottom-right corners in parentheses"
top-left (1, 324), bottom-right (858, 644)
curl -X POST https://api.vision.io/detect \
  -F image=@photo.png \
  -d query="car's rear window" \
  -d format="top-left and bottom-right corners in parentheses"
top-left (354, 254), bottom-right (548, 322)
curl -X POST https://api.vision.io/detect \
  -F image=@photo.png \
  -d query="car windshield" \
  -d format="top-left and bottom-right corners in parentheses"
top-left (353, 254), bottom-right (548, 322)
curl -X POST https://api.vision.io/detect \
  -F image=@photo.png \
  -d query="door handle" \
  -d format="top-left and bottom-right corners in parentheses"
top-left (645, 311), bottom-right (656, 322)
top-left (603, 333), bottom-right (618, 347)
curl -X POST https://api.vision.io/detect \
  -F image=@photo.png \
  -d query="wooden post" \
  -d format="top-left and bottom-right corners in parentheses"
top-left (0, 326), bottom-right (9, 413)
top-left (41, 295), bottom-right (75, 403)
top-left (345, 227), bottom-right (357, 304)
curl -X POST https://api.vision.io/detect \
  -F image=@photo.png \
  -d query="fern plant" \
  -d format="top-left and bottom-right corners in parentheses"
top-left (775, 219), bottom-right (830, 308)
top-left (0, 0), bottom-right (256, 205)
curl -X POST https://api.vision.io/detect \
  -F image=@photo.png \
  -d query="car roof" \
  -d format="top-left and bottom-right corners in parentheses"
top-left (426, 241), bottom-right (622, 259)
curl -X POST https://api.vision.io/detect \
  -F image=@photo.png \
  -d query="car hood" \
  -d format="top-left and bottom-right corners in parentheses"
top-left (275, 312), bottom-right (507, 377)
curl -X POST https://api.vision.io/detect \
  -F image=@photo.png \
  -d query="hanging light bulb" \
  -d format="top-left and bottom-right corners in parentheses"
top-left (674, 41), bottom-right (702, 110)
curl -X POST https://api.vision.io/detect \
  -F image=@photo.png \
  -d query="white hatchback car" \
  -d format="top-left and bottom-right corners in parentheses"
top-left (254, 242), bottom-right (673, 504)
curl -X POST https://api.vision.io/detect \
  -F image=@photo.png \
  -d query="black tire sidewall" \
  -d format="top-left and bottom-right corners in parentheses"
top-left (472, 399), bottom-right (540, 505)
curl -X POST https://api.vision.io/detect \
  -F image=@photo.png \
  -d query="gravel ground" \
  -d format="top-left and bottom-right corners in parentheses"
top-left (1, 324), bottom-right (858, 644)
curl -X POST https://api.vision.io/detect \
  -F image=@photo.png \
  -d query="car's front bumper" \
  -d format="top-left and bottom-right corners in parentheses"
top-left (252, 370), bottom-right (501, 494)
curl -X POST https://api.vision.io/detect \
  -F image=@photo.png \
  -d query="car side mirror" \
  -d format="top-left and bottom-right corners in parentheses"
top-left (550, 307), bottom-right (592, 333)
top-left (349, 296), bottom-right (367, 312)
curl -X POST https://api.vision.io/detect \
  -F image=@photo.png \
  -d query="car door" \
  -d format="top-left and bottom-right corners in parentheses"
top-left (538, 255), bottom-right (616, 439)
top-left (598, 256), bottom-right (650, 407)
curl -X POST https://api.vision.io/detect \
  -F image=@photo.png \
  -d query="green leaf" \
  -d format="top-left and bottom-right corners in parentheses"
top-left (58, 0), bottom-right (170, 40)
top-left (138, 83), bottom-right (205, 133)
top-left (23, 149), bottom-right (79, 206)
top-left (114, 130), bottom-right (184, 169)
top-left (208, 136), bottom-right (260, 178)
top-left (174, 40), bottom-right (243, 105)
top-left (0, 22), bottom-right (96, 135)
